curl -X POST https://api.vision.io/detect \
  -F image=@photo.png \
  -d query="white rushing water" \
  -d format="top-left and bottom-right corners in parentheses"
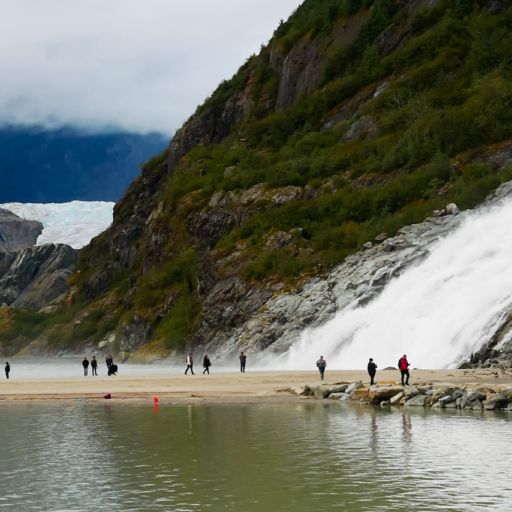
top-left (279, 196), bottom-right (512, 370)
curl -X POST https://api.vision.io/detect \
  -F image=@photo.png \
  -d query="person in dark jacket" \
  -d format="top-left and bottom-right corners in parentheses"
top-left (316, 356), bottom-right (327, 380)
top-left (398, 354), bottom-right (410, 385)
top-left (239, 352), bottom-right (247, 373)
top-left (91, 356), bottom-right (98, 376)
top-left (106, 355), bottom-right (117, 376)
top-left (367, 358), bottom-right (377, 385)
top-left (4, 362), bottom-right (10, 380)
top-left (82, 357), bottom-right (89, 376)
top-left (203, 354), bottom-right (211, 374)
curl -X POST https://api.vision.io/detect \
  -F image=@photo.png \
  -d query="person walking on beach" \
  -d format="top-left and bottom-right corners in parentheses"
top-left (239, 351), bottom-right (247, 373)
top-left (82, 357), bottom-right (89, 376)
top-left (202, 354), bottom-right (211, 374)
top-left (398, 354), bottom-right (410, 386)
top-left (367, 358), bottom-right (377, 385)
top-left (316, 356), bottom-right (326, 380)
top-left (91, 356), bottom-right (98, 376)
top-left (106, 354), bottom-right (113, 370)
top-left (4, 362), bottom-right (10, 380)
top-left (185, 353), bottom-right (195, 375)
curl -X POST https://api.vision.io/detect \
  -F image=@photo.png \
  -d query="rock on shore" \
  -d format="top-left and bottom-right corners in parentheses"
top-left (300, 381), bottom-right (512, 411)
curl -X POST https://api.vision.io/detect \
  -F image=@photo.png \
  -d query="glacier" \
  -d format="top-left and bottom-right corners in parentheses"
top-left (0, 201), bottom-right (114, 249)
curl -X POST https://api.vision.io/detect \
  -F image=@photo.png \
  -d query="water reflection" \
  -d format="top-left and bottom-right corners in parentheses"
top-left (0, 402), bottom-right (510, 511)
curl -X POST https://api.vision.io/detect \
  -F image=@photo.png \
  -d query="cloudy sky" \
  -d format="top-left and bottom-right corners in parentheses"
top-left (1, 0), bottom-right (302, 135)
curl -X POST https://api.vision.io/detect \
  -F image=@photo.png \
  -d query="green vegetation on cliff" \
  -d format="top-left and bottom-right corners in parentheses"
top-left (4, 0), bottom-right (512, 355)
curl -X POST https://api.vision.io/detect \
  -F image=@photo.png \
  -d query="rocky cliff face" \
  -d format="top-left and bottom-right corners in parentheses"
top-left (0, 207), bottom-right (77, 311)
top-left (0, 244), bottom-right (77, 310)
top-left (0, 208), bottom-right (42, 251)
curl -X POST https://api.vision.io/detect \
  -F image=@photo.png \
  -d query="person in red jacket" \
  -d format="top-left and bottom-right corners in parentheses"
top-left (398, 354), bottom-right (410, 386)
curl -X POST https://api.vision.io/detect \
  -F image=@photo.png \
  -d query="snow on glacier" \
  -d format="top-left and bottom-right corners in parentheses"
top-left (0, 201), bottom-right (114, 249)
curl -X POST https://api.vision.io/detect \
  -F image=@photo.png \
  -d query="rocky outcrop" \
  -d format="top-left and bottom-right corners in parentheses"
top-left (0, 208), bottom-right (42, 251)
top-left (342, 115), bottom-right (379, 142)
top-left (201, 202), bottom-right (465, 358)
top-left (301, 381), bottom-right (512, 411)
top-left (273, 38), bottom-right (323, 111)
top-left (119, 315), bottom-right (153, 353)
top-left (167, 90), bottom-right (252, 172)
top-left (0, 244), bottom-right (77, 309)
top-left (271, 9), bottom-right (371, 111)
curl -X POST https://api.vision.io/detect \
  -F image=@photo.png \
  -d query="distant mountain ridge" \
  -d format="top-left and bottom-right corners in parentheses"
top-left (0, 125), bottom-right (167, 202)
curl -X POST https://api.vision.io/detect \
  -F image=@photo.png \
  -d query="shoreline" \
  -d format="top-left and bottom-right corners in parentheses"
top-left (1, 368), bottom-right (512, 403)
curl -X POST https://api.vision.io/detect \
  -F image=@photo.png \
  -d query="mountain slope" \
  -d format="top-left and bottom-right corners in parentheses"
top-left (4, 0), bottom-right (512, 360)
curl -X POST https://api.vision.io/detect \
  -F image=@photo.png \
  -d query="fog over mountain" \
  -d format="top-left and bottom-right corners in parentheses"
top-left (0, 0), bottom-right (302, 133)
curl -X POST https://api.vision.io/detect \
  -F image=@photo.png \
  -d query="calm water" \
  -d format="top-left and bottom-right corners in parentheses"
top-left (0, 402), bottom-right (510, 511)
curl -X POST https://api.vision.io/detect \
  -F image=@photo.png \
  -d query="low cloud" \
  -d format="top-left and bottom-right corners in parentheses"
top-left (0, 0), bottom-right (302, 134)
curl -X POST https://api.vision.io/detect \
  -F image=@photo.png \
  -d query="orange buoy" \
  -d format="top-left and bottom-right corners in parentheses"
top-left (153, 396), bottom-right (159, 404)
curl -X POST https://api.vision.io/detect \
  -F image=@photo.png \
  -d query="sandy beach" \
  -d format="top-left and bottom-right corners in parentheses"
top-left (1, 368), bottom-right (512, 403)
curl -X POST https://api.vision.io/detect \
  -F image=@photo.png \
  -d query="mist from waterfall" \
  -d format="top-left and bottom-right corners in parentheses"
top-left (277, 196), bottom-right (512, 370)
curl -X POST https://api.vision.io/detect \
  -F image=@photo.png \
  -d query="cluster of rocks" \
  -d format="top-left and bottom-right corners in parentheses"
top-left (432, 202), bottom-right (460, 218)
top-left (299, 382), bottom-right (512, 411)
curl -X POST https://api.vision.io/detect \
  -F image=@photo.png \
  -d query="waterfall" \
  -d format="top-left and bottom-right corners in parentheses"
top-left (278, 196), bottom-right (512, 370)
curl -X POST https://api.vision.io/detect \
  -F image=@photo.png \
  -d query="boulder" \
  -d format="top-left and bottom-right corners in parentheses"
top-left (446, 203), bottom-right (460, 215)
top-left (345, 382), bottom-right (364, 395)
top-left (390, 392), bottom-right (404, 405)
top-left (452, 389), bottom-right (464, 400)
top-left (329, 384), bottom-right (350, 394)
top-left (499, 386), bottom-right (512, 399)
top-left (351, 388), bottom-right (370, 401)
top-left (312, 386), bottom-right (332, 399)
top-left (483, 393), bottom-right (509, 410)
top-left (438, 395), bottom-right (455, 406)
top-left (404, 394), bottom-right (429, 407)
top-left (403, 386), bottom-right (420, 398)
top-left (368, 386), bottom-right (403, 403)
top-left (431, 387), bottom-right (457, 402)
top-left (300, 385), bottom-right (314, 397)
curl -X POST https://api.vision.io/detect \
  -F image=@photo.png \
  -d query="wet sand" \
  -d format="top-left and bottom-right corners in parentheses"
top-left (1, 368), bottom-right (512, 403)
